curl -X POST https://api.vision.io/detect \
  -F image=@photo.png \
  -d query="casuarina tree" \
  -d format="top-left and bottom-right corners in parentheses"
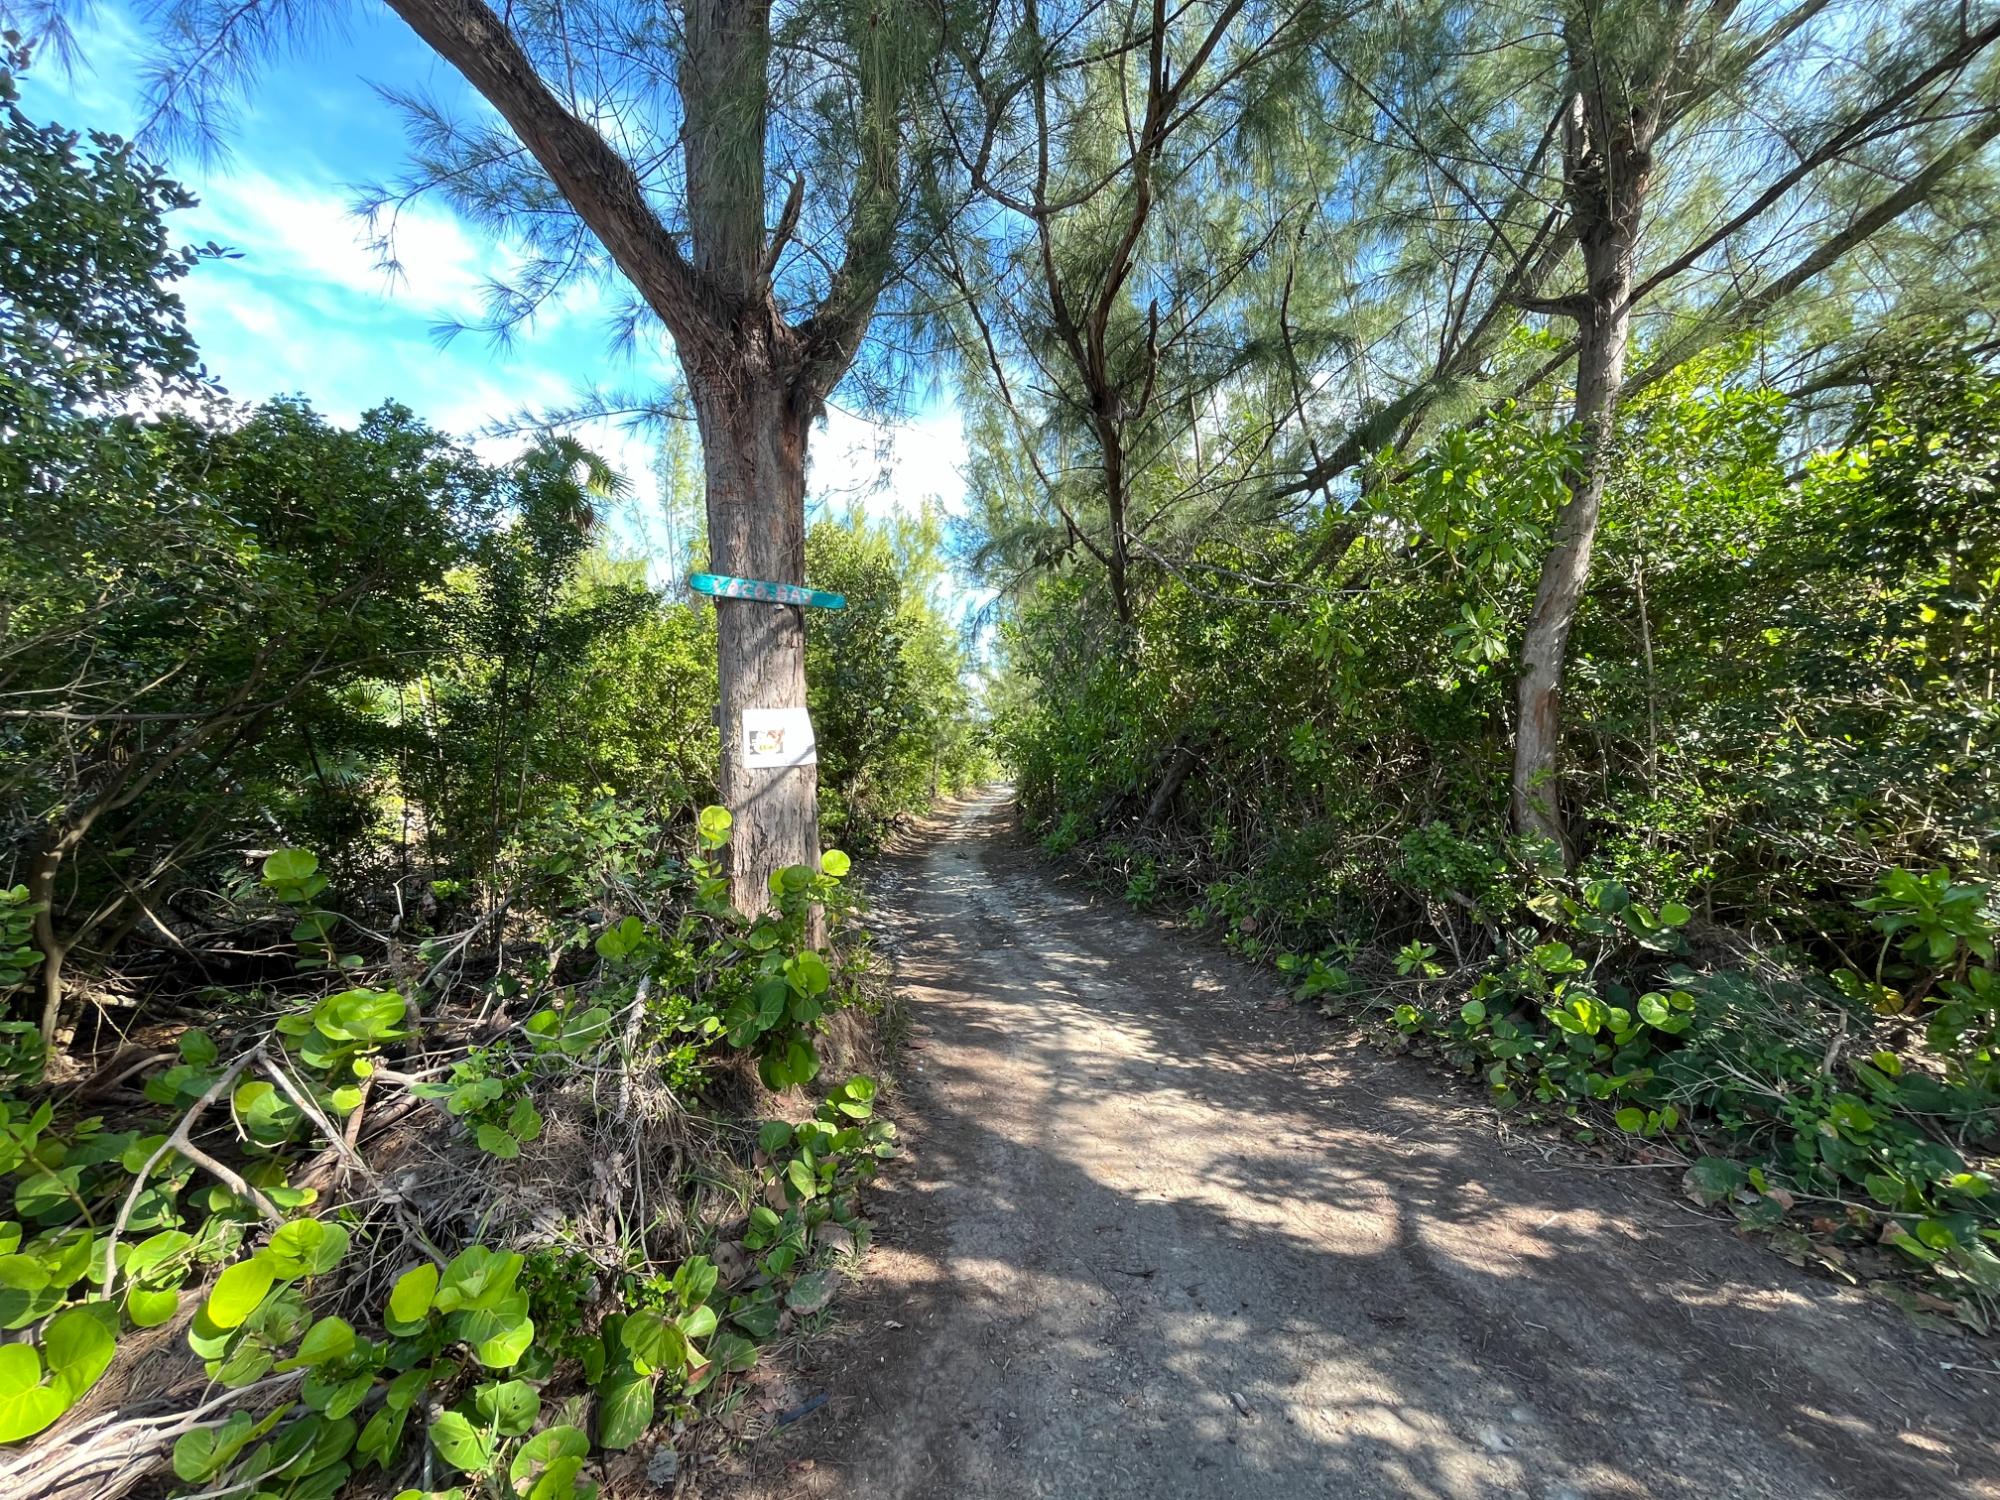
top-left (1503, 0), bottom-right (2000, 856)
top-left (112, 0), bottom-right (944, 916)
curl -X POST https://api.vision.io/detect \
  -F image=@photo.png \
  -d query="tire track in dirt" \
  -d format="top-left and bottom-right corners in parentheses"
top-left (706, 789), bottom-right (1999, 1500)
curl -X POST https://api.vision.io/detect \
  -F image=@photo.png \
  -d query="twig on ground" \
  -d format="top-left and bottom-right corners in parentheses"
top-left (103, 1046), bottom-right (276, 1296)
top-left (0, 1372), bottom-right (304, 1500)
top-left (259, 1057), bottom-right (447, 1266)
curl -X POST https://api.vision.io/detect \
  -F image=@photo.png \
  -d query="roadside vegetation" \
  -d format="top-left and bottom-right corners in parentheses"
top-left (970, 3), bottom-right (2000, 1335)
top-left (998, 359), bottom-right (2000, 1329)
top-left (0, 77), bottom-right (984, 1497)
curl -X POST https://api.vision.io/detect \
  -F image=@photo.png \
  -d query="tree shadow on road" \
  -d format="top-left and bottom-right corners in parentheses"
top-left (718, 793), bottom-right (1997, 1500)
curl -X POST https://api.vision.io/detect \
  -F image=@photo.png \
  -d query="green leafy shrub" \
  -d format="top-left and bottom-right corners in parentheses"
top-left (994, 360), bottom-right (2000, 1320)
top-left (805, 508), bottom-right (990, 851)
top-left (0, 803), bottom-right (891, 1480)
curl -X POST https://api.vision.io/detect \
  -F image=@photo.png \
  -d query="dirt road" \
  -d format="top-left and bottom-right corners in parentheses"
top-left (712, 790), bottom-right (1999, 1500)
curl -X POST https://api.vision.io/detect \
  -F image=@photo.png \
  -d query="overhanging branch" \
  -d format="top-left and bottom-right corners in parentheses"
top-left (378, 0), bottom-right (720, 365)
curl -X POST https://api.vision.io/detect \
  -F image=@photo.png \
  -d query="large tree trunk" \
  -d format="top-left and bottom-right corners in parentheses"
top-left (1509, 84), bottom-right (1650, 857)
top-left (692, 370), bottom-right (821, 926)
top-left (680, 0), bottom-right (828, 925)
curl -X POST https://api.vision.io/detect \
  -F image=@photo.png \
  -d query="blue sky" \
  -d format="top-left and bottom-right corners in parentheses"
top-left (20, 2), bottom-right (972, 583)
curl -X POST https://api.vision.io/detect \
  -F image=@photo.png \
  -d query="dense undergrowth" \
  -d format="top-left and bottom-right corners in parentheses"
top-left (0, 84), bottom-right (985, 1496)
top-left (996, 355), bottom-right (2000, 1331)
top-left (0, 805), bottom-right (898, 1497)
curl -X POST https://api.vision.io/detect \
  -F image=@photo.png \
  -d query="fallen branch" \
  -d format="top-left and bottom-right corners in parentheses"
top-left (103, 1046), bottom-right (277, 1297)
top-left (615, 978), bottom-right (651, 1124)
top-left (0, 1371), bottom-right (304, 1500)
top-left (258, 1058), bottom-right (447, 1267)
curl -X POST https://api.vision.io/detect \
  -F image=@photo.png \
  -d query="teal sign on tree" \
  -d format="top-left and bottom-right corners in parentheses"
top-left (689, 573), bottom-right (846, 610)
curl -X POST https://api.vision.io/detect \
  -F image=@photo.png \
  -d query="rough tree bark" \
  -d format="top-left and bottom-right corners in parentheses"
top-left (677, 0), bottom-right (820, 922)
top-left (692, 372), bottom-right (819, 926)
top-left (28, 848), bottom-right (67, 1048)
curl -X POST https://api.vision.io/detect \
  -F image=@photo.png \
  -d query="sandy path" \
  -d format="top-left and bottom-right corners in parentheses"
top-left (709, 789), bottom-right (1999, 1500)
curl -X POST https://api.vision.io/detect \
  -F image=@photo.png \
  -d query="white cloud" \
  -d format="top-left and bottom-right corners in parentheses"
top-left (23, 13), bottom-right (983, 623)
top-left (806, 403), bottom-right (969, 523)
top-left (801, 404), bottom-right (995, 642)
top-left (25, 7), bottom-right (148, 121)
top-left (183, 168), bottom-right (506, 323)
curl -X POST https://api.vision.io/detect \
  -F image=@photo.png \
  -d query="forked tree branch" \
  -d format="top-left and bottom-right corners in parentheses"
top-left (378, 0), bottom-right (722, 368)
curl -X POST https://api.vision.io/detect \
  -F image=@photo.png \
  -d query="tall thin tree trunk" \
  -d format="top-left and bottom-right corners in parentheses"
top-left (1509, 82), bottom-right (1650, 857)
top-left (28, 847), bottom-right (66, 1047)
top-left (1509, 289), bottom-right (1632, 850)
top-left (377, 0), bottom-right (922, 921)
top-left (1100, 427), bottom-right (1134, 625)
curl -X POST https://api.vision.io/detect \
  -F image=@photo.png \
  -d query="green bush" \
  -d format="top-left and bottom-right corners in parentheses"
top-left (0, 803), bottom-right (893, 1478)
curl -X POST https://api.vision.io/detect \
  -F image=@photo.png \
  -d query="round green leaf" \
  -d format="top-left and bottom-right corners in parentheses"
top-left (453, 1307), bottom-right (534, 1369)
top-left (1681, 1156), bottom-right (1749, 1207)
top-left (434, 1247), bottom-right (521, 1312)
top-left (510, 1425), bottom-right (589, 1489)
top-left (619, 1309), bottom-right (686, 1375)
top-left (387, 1262), bottom-right (439, 1329)
top-left (595, 1369), bottom-right (655, 1450)
top-left (471, 1378), bottom-right (540, 1436)
top-left (124, 1229), bottom-right (192, 1279)
top-left (288, 1315), bottom-right (357, 1369)
top-left (0, 1342), bottom-right (62, 1443)
top-left (269, 1219), bottom-right (351, 1278)
top-left (231, 1080), bottom-right (297, 1148)
top-left (1915, 1219), bottom-right (1958, 1251)
top-left (43, 1303), bottom-right (115, 1402)
top-left (263, 849), bottom-right (319, 884)
top-left (528, 1455), bottom-right (587, 1500)
top-left (312, 988), bottom-right (407, 1044)
top-left (428, 1410), bottom-right (493, 1473)
top-left (785, 1268), bottom-right (836, 1314)
top-left (672, 1254), bottom-right (719, 1306)
top-left (205, 1254), bottom-right (276, 1330)
top-left (0, 1256), bottom-right (49, 1293)
top-left (790, 952), bottom-right (831, 996)
top-left (757, 1120), bottom-right (794, 1156)
top-left (820, 850), bottom-right (851, 878)
top-left (173, 1414), bottom-right (243, 1483)
top-left (784, 1157), bottom-right (816, 1200)
top-left (126, 1284), bottom-right (181, 1328)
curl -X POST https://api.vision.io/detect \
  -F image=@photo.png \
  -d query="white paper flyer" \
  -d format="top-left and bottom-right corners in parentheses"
top-left (741, 706), bottom-right (817, 768)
